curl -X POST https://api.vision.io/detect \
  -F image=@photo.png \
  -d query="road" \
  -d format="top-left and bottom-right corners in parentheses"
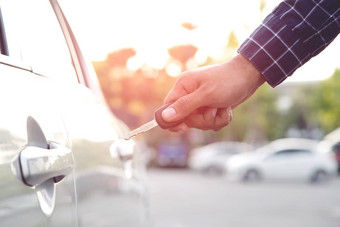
top-left (146, 168), bottom-right (340, 227)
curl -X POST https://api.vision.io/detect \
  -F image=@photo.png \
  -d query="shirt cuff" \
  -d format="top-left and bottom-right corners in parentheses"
top-left (238, 14), bottom-right (307, 87)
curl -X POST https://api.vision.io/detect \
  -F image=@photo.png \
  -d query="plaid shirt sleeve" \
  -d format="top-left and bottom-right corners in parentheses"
top-left (238, 0), bottom-right (340, 87)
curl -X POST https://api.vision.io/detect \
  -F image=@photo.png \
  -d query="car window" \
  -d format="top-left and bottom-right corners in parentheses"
top-left (273, 149), bottom-right (312, 157)
top-left (0, 0), bottom-right (78, 83)
top-left (0, 8), bottom-right (8, 56)
top-left (216, 149), bottom-right (238, 156)
top-left (332, 143), bottom-right (340, 152)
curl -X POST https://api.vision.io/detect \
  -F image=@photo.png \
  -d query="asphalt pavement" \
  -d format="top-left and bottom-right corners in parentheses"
top-left (147, 168), bottom-right (340, 227)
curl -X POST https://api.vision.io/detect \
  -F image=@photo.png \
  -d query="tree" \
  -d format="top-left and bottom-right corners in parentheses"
top-left (307, 69), bottom-right (340, 134)
top-left (168, 44), bottom-right (198, 71)
top-left (214, 83), bottom-right (281, 143)
top-left (226, 31), bottom-right (239, 49)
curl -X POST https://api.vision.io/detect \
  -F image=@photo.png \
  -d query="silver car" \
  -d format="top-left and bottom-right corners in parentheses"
top-left (226, 138), bottom-right (337, 183)
top-left (0, 0), bottom-right (148, 226)
top-left (189, 142), bottom-right (251, 175)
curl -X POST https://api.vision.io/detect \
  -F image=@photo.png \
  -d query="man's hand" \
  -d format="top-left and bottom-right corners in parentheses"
top-left (161, 54), bottom-right (265, 132)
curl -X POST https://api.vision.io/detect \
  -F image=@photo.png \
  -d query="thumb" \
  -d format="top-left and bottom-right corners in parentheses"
top-left (162, 92), bottom-right (202, 122)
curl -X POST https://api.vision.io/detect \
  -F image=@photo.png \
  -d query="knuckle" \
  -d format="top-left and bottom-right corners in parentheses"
top-left (175, 96), bottom-right (191, 110)
top-left (213, 109), bottom-right (232, 130)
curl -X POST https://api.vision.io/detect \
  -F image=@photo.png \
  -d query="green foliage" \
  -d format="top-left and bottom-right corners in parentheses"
top-left (219, 83), bottom-right (283, 142)
top-left (307, 69), bottom-right (340, 134)
top-left (226, 31), bottom-right (239, 49)
top-left (276, 69), bottom-right (340, 137)
top-left (259, 0), bottom-right (266, 12)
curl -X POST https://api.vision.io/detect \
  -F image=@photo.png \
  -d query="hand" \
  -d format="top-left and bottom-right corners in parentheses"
top-left (161, 54), bottom-right (265, 132)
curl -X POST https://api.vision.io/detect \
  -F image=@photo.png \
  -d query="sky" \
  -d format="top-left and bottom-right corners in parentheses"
top-left (59, 0), bottom-right (340, 83)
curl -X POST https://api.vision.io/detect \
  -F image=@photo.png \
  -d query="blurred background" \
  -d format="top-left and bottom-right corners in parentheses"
top-left (60, 0), bottom-right (340, 226)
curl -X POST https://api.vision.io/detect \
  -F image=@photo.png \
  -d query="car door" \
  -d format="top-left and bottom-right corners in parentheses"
top-left (0, 1), bottom-right (78, 226)
top-left (51, 1), bottom-right (149, 226)
top-left (263, 149), bottom-right (314, 180)
top-left (0, 0), bottom-right (148, 226)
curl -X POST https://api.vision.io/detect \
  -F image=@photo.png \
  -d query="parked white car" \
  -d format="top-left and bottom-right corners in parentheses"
top-left (225, 138), bottom-right (337, 183)
top-left (321, 128), bottom-right (340, 174)
top-left (189, 142), bottom-right (251, 175)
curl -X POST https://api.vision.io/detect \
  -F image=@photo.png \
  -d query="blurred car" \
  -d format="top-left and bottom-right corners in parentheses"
top-left (155, 136), bottom-right (189, 167)
top-left (321, 128), bottom-right (340, 174)
top-left (189, 142), bottom-right (251, 175)
top-left (225, 138), bottom-right (337, 183)
top-left (0, 1), bottom-right (148, 226)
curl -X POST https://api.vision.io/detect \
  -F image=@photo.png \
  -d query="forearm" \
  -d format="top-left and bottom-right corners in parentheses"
top-left (238, 0), bottom-right (340, 87)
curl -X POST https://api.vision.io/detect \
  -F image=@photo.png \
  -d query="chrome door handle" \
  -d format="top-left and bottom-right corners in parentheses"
top-left (11, 116), bottom-right (74, 217)
top-left (110, 139), bottom-right (135, 178)
top-left (13, 142), bottom-right (74, 187)
top-left (11, 116), bottom-right (74, 188)
top-left (110, 139), bottom-right (135, 162)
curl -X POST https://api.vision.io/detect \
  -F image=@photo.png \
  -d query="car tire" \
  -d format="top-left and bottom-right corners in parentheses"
top-left (243, 169), bottom-right (261, 182)
top-left (310, 170), bottom-right (329, 183)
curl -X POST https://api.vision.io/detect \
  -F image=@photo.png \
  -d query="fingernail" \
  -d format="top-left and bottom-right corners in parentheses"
top-left (162, 108), bottom-right (176, 121)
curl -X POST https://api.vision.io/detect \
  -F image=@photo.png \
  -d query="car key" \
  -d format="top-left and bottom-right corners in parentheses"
top-left (125, 103), bottom-right (184, 140)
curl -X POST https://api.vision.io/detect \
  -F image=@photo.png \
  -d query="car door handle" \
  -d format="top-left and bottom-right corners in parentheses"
top-left (11, 116), bottom-right (74, 188)
top-left (110, 139), bottom-right (135, 162)
top-left (10, 116), bottom-right (75, 217)
top-left (13, 142), bottom-right (74, 187)
top-left (110, 139), bottom-right (135, 178)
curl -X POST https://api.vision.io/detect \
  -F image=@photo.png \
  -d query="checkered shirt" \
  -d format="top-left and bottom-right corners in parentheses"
top-left (238, 0), bottom-right (340, 87)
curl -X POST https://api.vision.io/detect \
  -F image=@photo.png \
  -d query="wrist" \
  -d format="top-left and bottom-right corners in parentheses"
top-left (232, 53), bottom-right (265, 90)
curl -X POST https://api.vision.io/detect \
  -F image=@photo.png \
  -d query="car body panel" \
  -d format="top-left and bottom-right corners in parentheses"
top-left (189, 142), bottom-right (251, 174)
top-left (261, 149), bottom-right (316, 179)
top-left (0, 62), bottom-right (78, 226)
top-left (0, 0), bottom-right (148, 226)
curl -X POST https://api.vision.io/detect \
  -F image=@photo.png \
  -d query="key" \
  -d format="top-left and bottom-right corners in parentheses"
top-left (125, 103), bottom-right (184, 140)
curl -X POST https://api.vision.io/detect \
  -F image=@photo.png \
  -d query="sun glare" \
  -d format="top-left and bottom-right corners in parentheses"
top-left (60, 0), bottom-right (340, 81)
top-left (60, 0), bottom-right (267, 63)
